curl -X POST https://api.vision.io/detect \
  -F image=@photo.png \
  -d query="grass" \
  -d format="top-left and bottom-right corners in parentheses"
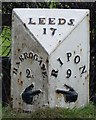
top-left (2, 102), bottom-right (96, 119)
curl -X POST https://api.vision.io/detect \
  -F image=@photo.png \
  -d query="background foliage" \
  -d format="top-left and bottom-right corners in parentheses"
top-left (0, 26), bottom-right (11, 56)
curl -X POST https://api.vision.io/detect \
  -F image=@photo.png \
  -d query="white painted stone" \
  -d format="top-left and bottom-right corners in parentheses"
top-left (11, 8), bottom-right (90, 111)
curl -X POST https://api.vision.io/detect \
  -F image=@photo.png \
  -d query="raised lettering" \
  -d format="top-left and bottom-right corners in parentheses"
top-left (38, 58), bottom-right (43, 66)
top-left (34, 54), bottom-right (38, 61)
top-left (42, 71), bottom-right (47, 78)
top-left (19, 55), bottom-right (24, 62)
top-left (66, 69), bottom-right (72, 78)
top-left (39, 18), bottom-right (46, 25)
top-left (74, 55), bottom-right (80, 64)
top-left (16, 62), bottom-right (20, 68)
top-left (49, 18), bottom-right (55, 25)
top-left (57, 58), bottom-right (63, 66)
top-left (51, 69), bottom-right (58, 78)
top-left (28, 51), bottom-right (34, 59)
top-left (13, 67), bottom-right (18, 75)
top-left (23, 52), bottom-right (28, 59)
top-left (68, 19), bottom-right (75, 26)
top-left (79, 65), bottom-right (87, 74)
top-left (26, 68), bottom-right (32, 78)
top-left (50, 28), bottom-right (57, 36)
top-left (41, 64), bottom-right (46, 71)
top-left (58, 18), bottom-right (66, 25)
top-left (28, 18), bottom-right (36, 25)
top-left (67, 52), bottom-right (72, 62)
top-left (43, 28), bottom-right (47, 34)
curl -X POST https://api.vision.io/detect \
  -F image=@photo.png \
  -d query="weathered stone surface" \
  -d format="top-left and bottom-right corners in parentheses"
top-left (11, 8), bottom-right (90, 111)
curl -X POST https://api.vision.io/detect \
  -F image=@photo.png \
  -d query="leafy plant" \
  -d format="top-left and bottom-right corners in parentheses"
top-left (0, 26), bottom-right (11, 56)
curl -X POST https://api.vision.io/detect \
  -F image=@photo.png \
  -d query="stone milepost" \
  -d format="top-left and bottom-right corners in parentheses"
top-left (11, 9), bottom-right (90, 112)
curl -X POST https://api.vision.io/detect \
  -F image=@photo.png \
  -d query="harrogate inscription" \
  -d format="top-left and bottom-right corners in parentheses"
top-left (13, 51), bottom-right (48, 79)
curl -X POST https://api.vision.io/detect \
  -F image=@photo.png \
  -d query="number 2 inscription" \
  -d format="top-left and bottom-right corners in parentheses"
top-left (26, 68), bottom-right (32, 78)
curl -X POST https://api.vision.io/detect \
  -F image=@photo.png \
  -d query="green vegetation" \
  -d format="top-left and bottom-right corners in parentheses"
top-left (0, 26), bottom-right (11, 56)
top-left (2, 103), bottom-right (96, 119)
top-left (0, 103), bottom-right (2, 120)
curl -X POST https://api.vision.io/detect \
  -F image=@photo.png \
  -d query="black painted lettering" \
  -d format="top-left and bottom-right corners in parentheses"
top-left (79, 65), bottom-right (87, 74)
top-left (26, 68), bottom-right (32, 78)
top-left (57, 58), bottom-right (63, 66)
top-left (23, 52), bottom-right (28, 59)
top-left (66, 69), bottom-right (72, 78)
top-left (74, 55), bottom-right (80, 64)
top-left (43, 28), bottom-right (47, 34)
top-left (58, 18), bottom-right (66, 25)
top-left (50, 28), bottom-right (57, 36)
top-left (16, 62), bottom-right (20, 68)
top-left (51, 69), bottom-right (58, 78)
top-left (28, 18), bottom-right (36, 25)
top-left (42, 71), bottom-right (47, 77)
top-left (13, 67), bottom-right (18, 75)
top-left (38, 58), bottom-right (43, 66)
top-left (67, 52), bottom-right (72, 62)
top-left (41, 64), bottom-right (46, 71)
top-left (68, 19), bottom-right (75, 26)
top-left (39, 18), bottom-right (46, 25)
top-left (28, 51), bottom-right (34, 59)
top-left (19, 55), bottom-right (24, 62)
top-left (34, 54), bottom-right (38, 61)
top-left (49, 18), bottom-right (55, 25)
